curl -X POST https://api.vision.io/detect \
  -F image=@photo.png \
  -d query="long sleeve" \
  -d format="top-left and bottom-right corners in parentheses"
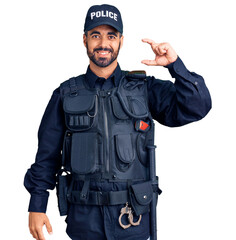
top-left (24, 87), bottom-right (65, 212)
top-left (147, 57), bottom-right (212, 127)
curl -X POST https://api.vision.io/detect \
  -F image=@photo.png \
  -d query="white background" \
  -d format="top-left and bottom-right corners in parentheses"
top-left (1, 0), bottom-right (236, 239)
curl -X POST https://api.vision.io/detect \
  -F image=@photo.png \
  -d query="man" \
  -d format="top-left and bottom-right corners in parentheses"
top-left (24, 4), bottom-right (211, 240)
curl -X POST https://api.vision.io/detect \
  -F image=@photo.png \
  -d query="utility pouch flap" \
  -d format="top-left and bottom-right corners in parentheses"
top-left (63, 94), bottom-right (97, 131)
top-left (115, 134), bottom-right (135, 164)
top-left (130, 181), bottom-right (153, 216)
top-left (63, 94), bottom-right (96, 114)
top-left (131, 181), bottom-right (153, 205)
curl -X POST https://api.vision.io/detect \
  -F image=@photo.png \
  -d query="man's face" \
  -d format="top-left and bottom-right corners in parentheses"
top-left (83, 25), bottom-right (124, 68)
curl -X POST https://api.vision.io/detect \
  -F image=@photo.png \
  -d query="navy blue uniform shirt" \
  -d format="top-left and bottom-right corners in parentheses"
top-left (24, 57), bottom-right (211, 239)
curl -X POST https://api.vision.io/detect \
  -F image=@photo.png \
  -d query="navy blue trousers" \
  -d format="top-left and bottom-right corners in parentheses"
top-left (66, 204), bottom-right (150, 240)
top-left (65, 181), bottom-right (150, 240)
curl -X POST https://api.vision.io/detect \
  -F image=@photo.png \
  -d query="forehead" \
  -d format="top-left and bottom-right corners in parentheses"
top-left (88, 24), bottom-right (118, 34)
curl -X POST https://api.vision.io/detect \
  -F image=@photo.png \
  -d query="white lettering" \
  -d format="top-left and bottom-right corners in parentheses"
top-left (96, 11), bottom-right (101, 18)
top-left (101, 10), bottom-right (106, 17)
top-left (90, 10), bottom-right (118, 21)
top-left (91, 12), bottom-right (95, 20)
top-left (109, 12), bottom-right (114, 19)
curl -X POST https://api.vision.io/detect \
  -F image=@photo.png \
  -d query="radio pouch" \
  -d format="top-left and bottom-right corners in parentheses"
top-left (56, 170), bottom-right (71, 216)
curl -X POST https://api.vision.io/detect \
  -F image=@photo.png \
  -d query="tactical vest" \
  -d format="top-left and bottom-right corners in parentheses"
top-left (57, 71), bottom-right (160, 216)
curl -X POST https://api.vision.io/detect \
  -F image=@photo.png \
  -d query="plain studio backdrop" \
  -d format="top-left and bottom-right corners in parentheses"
top-left (0, 0), bottom-right (235, 239)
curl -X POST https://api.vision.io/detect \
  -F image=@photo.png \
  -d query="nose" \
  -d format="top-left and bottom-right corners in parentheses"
top-left (100, 37), bottom-right (109, 49)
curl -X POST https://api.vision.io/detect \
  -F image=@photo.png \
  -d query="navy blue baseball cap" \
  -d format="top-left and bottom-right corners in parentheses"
top-left (84, 4), bottom-right (123, 34)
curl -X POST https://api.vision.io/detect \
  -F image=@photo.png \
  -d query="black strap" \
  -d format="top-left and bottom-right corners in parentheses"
top-left (69, 190), bottom-right (129, 206)
top-left (152, 176), bottom-right (162, 195)
top-left (69, 77), bottom-right (78, 95)
top-left (60, 75), bottom-right (84, 97)
top-left (68, 181), bottom-right (160, 206)
top-left (80, 178), bottom-right (90, 202)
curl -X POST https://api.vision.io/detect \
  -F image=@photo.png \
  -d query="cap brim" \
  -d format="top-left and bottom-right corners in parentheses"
top-left (85, 21), bottom-right (122, 34)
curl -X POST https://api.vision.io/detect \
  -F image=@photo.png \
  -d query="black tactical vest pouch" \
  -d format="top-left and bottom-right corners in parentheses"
top-left (63, 94), bottom-right (97, 132)
top-left (129, 181), bottom-right (153, 216)
top-left (115, 133), bottom-right (135, 171)
top-left (56, 170), bottom-right (71, 216)
top-left (71, 132), bottom-right (99, 174)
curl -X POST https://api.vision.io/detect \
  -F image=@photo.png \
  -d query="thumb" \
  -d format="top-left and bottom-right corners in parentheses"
top-left (44, 217), bottom-right (53, 235)
top-left (141, 59), bottom-right (157, 66)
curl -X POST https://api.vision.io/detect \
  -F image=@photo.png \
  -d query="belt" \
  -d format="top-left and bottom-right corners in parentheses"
top-left (68, 190), bottom-right (129, 205)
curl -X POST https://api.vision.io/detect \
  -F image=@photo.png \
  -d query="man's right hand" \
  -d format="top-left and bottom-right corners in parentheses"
top-left (29, 212), bottom-right (53, 240)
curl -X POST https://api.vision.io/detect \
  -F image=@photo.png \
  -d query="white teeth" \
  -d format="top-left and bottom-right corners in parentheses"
top-left (98, 51), bottom-right (109, 55)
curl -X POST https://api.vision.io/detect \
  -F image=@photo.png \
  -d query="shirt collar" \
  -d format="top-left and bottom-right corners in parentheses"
top-left (85, 63), bottom-right (122, 89)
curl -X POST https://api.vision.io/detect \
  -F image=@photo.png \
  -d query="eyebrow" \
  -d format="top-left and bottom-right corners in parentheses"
top-left (89, 31), bottom-right (118, 37)
top-left (90, 31), bottom-right (100, 36)
top-left (108, 32), bottom-right (118, 37)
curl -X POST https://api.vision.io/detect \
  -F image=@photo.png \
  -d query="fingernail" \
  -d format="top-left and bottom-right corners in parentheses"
top-left (49, 232), bottom-right (53, 235)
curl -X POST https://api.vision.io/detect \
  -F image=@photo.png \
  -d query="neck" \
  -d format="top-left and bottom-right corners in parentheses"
top-left (89, 60), bottom-right (118, 79)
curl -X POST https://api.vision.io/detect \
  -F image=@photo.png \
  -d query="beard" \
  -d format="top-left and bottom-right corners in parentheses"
top-left (86, 42), bottom-right (121, 68)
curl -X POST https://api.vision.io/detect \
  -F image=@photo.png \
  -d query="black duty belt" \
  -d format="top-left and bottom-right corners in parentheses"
top-left (68, 190), bottom-right (129, 205)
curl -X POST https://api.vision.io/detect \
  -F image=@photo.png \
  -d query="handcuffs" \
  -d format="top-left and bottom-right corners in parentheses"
top-left (118, 202), bottom-right (142, 229)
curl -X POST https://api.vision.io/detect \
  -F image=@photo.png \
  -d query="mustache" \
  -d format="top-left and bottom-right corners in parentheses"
top-left (93, 47), bottom-right (114, 53)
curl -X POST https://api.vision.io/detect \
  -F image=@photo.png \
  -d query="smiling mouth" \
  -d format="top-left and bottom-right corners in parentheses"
top-left (96, 51), bottom-right (110, 56)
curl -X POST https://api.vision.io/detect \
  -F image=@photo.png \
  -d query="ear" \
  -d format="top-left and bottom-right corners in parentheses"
top-left (83, 34), bottom-right (87, 48)
top-left (119, 35), bottom-right (124, 49)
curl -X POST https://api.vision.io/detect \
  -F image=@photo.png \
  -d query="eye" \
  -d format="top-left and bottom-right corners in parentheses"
top-left (91, 35), bottom-right (100, 39)
top-left (108, 35), bottom-right (116, 40)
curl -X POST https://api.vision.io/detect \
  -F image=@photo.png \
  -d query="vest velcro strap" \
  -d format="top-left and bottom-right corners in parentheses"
top-left (69, 77), bottom-right (78, 95)
top-left (80, 178), bottom-right (90, 202)
top-left (69, 190), bottom-right (129, 206)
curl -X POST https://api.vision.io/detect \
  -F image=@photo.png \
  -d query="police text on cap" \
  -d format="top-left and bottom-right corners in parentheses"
top-left (90, 10), bottom-right (118, 21)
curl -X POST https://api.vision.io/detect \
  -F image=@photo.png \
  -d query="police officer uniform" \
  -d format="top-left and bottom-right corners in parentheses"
top-left (24, 4), bottom-right (212, 240)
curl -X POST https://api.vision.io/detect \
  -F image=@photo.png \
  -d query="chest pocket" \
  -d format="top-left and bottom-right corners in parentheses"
top-left (63, 94), bottom-right (98, 131)
top-left (117, 76), bottom-right (149, 119)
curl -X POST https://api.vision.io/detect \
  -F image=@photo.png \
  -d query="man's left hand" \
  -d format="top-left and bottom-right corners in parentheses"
top-left (141, 39), bottom-right (178, 66)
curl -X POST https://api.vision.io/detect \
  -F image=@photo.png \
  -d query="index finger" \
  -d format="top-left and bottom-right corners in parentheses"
top-left (142, 38), bottom-right (156, 45)
top-left (36, 228), bottom-right (45, 240)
